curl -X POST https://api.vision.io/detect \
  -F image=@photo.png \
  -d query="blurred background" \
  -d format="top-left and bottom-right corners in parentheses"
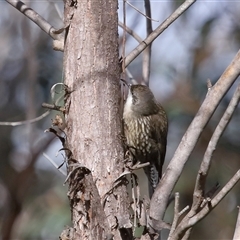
top-left (0, 1), bottom-right (240, 239)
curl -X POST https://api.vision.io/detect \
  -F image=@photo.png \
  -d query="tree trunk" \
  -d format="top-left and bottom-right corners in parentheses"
top-left (63, 0), bottom-right (131, 239)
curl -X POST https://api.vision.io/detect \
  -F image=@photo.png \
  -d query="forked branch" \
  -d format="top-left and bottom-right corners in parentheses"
top-left (190, 84), bottom-right (240, 215)
top-left (150, 49), bottom-right (240, 223)
top-left (168, 84), bottom-right (240, 239)
top-left (171, 169), bottom-right (240, 239)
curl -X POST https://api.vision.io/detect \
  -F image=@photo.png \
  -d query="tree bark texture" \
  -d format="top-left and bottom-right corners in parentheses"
top-left (63, 0), bottom-right (131, 239)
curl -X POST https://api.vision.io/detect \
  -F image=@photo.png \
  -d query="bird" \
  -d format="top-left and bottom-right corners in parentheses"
top-left (123, 84), bottom-right (168, 198)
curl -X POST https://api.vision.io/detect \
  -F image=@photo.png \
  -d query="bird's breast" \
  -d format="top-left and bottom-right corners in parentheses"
top-left (124, 116), bottom-right (152, 155)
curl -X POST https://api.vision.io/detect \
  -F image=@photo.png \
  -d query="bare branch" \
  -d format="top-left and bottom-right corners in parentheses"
top-left (0, 111), bottom-right (49, 126)
top-left (118, 21), bottom-right (142, 43)
top-left (125, 0), bottom-right (196, 67)
top-left (190, 84), bottom-right (240, 216)
top-left (233, 207), bottom-right (240, 240)
top-left (150, 49), bottom-right (240, 222)
top-left (6, 0), bottom-right (64, 44)
top-left (142, 0), bottom-right (153, 86)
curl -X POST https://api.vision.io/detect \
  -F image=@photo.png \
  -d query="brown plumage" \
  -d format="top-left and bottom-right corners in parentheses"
top-left (123, 84), bottom-right (168, 198)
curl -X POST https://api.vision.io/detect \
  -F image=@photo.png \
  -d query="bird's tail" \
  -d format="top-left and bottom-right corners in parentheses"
top-left (144, 164), bottom-right (160, 199)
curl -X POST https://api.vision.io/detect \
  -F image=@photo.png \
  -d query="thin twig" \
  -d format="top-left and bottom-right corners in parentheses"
top-left (118, 21), bottom-right (142, 43)
top-left (203, 84), bottom-right (240, 165)
top-left (42, 103), bottom-right (65, 112)
top-left (122, 0), bottom-right (126, 75)
top-left (142, 0), bottom-right (153, 86)
top-left (125, 0), bottom-right (158, 22)
top-left (168, 193), bottom-right (189, 240)
top-left (179, 206), bottom-right (190, 216)
top-left (0, 82), bottom-right (68, 126)
top-left (168, 192), bottom-right (180, 239)
top-left (0, 111), bottom-right (50, 126)
top-left (125, 0), bottom-right (196, 68)
top-left (48, 0), bottom-right (63, 20)
top-left (43, 152), bottom-right (67, 176)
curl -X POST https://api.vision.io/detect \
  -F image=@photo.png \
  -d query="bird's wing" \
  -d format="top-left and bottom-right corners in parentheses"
top-left (150, 106), bottom-right (168, 174)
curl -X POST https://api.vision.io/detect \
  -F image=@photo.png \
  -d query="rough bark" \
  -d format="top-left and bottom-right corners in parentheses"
top-left (63, 0), bottom-right (131, 239)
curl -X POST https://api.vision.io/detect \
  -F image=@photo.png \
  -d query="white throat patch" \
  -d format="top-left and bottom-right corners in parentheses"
top-left (123, 90), bottom-right (133, 117)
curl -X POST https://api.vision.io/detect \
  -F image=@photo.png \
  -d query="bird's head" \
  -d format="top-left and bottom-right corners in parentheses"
top-left (124, 84), bottom-right (159, 116)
